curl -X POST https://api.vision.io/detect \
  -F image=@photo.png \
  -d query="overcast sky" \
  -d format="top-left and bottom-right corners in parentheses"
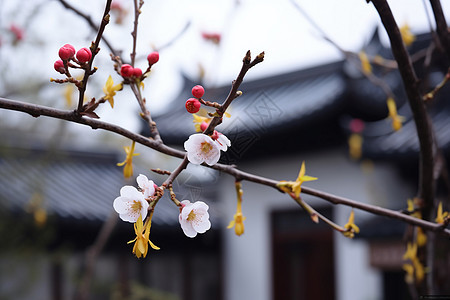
top-left (1, 0), bottom-right (449, 134)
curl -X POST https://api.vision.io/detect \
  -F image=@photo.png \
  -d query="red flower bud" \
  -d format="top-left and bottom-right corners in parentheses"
top-left (350, 119), bottom-right (365, 134)
top-left (10, 24), bottom-right (24, 41)
top-left (120, 64), bottom-right (134, 77)
top-left (191, 85), bottom-right (205, 99)
top-left (200, 121), bottom-right (209, 132)
top-left (211, 130), bottom-right (219, 140)
top-left (147, 51), bottom-right (159, 65)
top-left (54, 60), bottom-right (65, 74)
top-left (58, 44), bottom-right (76, 60)
top-left (76, 47), bottom-right (92, 63)
top-left (185, 98), bottom-right (201, 114)
top-left (133, 67), bottom-right (142, 78)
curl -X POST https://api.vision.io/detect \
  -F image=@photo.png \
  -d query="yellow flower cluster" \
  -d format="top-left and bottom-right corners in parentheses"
top-left (277, 161), bottom-right (317, 199)
top-left (128, 214), bottom-right (160, 258)
top-left (117, 140), bottom-right (140, 178)
top-left (343, 210), bottom-right (360, 239)
top-left (227, 182), bottom-right (246, 236)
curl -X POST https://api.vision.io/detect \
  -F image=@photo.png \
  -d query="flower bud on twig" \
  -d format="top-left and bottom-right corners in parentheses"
top-left (76, 47), bottom-right (92, 63)
top-left (58, 44), bottom-right (76, 60)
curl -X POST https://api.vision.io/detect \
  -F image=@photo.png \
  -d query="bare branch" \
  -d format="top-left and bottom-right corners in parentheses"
top-left (369, 0), bottom-right (436, 214)
top-left (429, 0), bottom-right (450, 59)
top-left (57, 0), bottom-right (119, 57)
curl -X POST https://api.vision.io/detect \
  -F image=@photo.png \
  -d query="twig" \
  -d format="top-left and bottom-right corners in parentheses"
top-left (76, 0), bottom-right (113, 113)
top-left (130, 0), bottom-right (141, 66)
top-left (57, 0), bottom-right (119, 57)
top-left (0, 97), bottom-right (449, 237)
top-left (369, 0), bottom-right (436, 213)
top-left (129, 82), bottom-right (162, 142)
top-left (77, 212), bottom-right (118, 300)
top-left (203, 50), bottom-right (264, 135)
top-left (429, 0), bottom-right (450, 60)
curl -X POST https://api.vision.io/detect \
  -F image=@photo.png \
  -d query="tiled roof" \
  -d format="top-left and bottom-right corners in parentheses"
top-left (153, 61), bottom-right (347, 145)
top-left (152, 31), bottom-right (450, 161)
top-left (0, 147), bottom-right (221, 226)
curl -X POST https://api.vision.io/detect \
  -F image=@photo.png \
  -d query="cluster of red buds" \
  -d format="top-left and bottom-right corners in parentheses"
top-left (120, 51), bottom-right (159, 80)
top-left (201, 32), bottom-right (221, 44)
top-left (54, 43), bottom-right (93, 75)
top-left (9, 24), bottom-right (24, 44)
top-left (185, 85), bottom-right (205, 113)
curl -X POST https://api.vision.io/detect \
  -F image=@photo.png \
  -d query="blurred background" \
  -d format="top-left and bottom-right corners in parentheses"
top-left (1, 0), bottom-right (450, 299)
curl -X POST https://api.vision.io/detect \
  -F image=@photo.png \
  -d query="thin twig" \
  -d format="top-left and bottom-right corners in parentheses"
top-left (130, 0), bottom-right (141, 66)
top-left (429, 0), bottom-right (450, 60)
top-left (76, 0), bottom-right (113, 113)
top-left (0, 97), bottom-right (448, 237)
top-left (57, 0), bottom-right (119, 57)
top-left (77, 212), bottom-right (118, 300)
top-left (203, 50), bottom-right (264, 135)
top-left (369, 0), bottom-right (436, 213)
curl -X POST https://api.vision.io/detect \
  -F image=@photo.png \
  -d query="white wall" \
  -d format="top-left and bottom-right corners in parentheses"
top-left (220, 148), bottom-right (412, 300)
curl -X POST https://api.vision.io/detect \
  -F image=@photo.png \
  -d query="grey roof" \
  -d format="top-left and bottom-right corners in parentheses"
top-left (0, 147), bottom-right (221, 226)
top-left (152, 30), bottom-right (450, 161)
top-left (153, 61), bottom-right (347, 145)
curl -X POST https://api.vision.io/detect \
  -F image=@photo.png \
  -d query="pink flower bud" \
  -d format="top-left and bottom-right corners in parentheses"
top-left (10, 24), bottom-right (24, 41)
top-left (201, 32), bottom-right (221, 44)
top-left (191, 85), bottom-right (205, 99)
top-left (185, 98), bottom-right (201, 114)
top-left (133, 67), bottom-right (142, 78)
top-left (200, 121), bottom-right (209, 132)
top-left (54, 60), bottom-right (65, 74)
top-left (120, 64), bottom-right (134, 77)
top-left (147, 51), bottom-right (159, 65)
top-left (76, 47), bottom-right (92, 63)
top-left (58, 44), bottom-right (76, 60)
top-left (350, 119), bottom-right (365, 134)
top-left (211, 130), bottom-right (219, 140)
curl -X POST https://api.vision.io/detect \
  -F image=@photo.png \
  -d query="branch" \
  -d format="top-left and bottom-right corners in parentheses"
top-left (369, 0), bottom-right (436, 214)
top-left (130, 0), bottom-right (141, 66)
top-left (203, 50), bottom-right (264, 135)
top-left (429, 0), bottom-right (450, 60)
top-left (1, 96), bottom-right (449, 237)
top-left (76, 0), bottom-right (112, 112)
top-left (57, 0), bottom-right (120, 57)
top-left (0, 96), bottom-right (448, 234)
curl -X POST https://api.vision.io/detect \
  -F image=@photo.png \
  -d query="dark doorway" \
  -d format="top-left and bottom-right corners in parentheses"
top-left (272, 207), bottom-right (335, 300)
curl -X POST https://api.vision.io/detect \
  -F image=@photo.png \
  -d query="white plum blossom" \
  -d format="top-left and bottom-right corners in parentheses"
top-left (214, 132), bottom-right (231, 151)
top-left (179, 200), bottom-right (211, 238)
top-left (113, 185), bottom-right (149, 223)
top-left (184, 133), bottom-right (221, 166)
top-left (136, 174), bottom-right (156, 199)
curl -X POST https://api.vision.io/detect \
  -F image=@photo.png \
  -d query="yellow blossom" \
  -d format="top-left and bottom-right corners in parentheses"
top-left (387, 97), bottom-right (405, 131)
top-left (64, 83), bottom-right (74, 107)
top-left (416, 227), bottom-right (427, 247)
top-left (403, 242), bottom-right (417, 261)
top-left (128, 214), bottom-right (160, 258)
top-left (359, 51), bottom-right (372, 75)
top-left (348, 133), bottom-right (363, 160)
top-left (435, 201), bottom-right (449, 224)
top-left (192, 113), bottom-right (211, 132)
top-left (26, 192), bottom-right (47, 227)
top-left (117, 140), bottom-right (140, 178)
top-left (406, 198), bottom-right (422, 219)
top-left (413, 258), bottom-right (425, 282)
top-left (402, 263), bottom-right (414, 284)
top-left (402, 242), bottom-right (426, 283)
top-left (277, 161), bottom-right (317, 198)
top-left (400, 23), bottom-right (416, 47)
top-left (103, 75), bottom-right (122, 108)
top-left (227, 182), bottom-right (246, 236)
top-left (343, 209), bottom-right (360, 238)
